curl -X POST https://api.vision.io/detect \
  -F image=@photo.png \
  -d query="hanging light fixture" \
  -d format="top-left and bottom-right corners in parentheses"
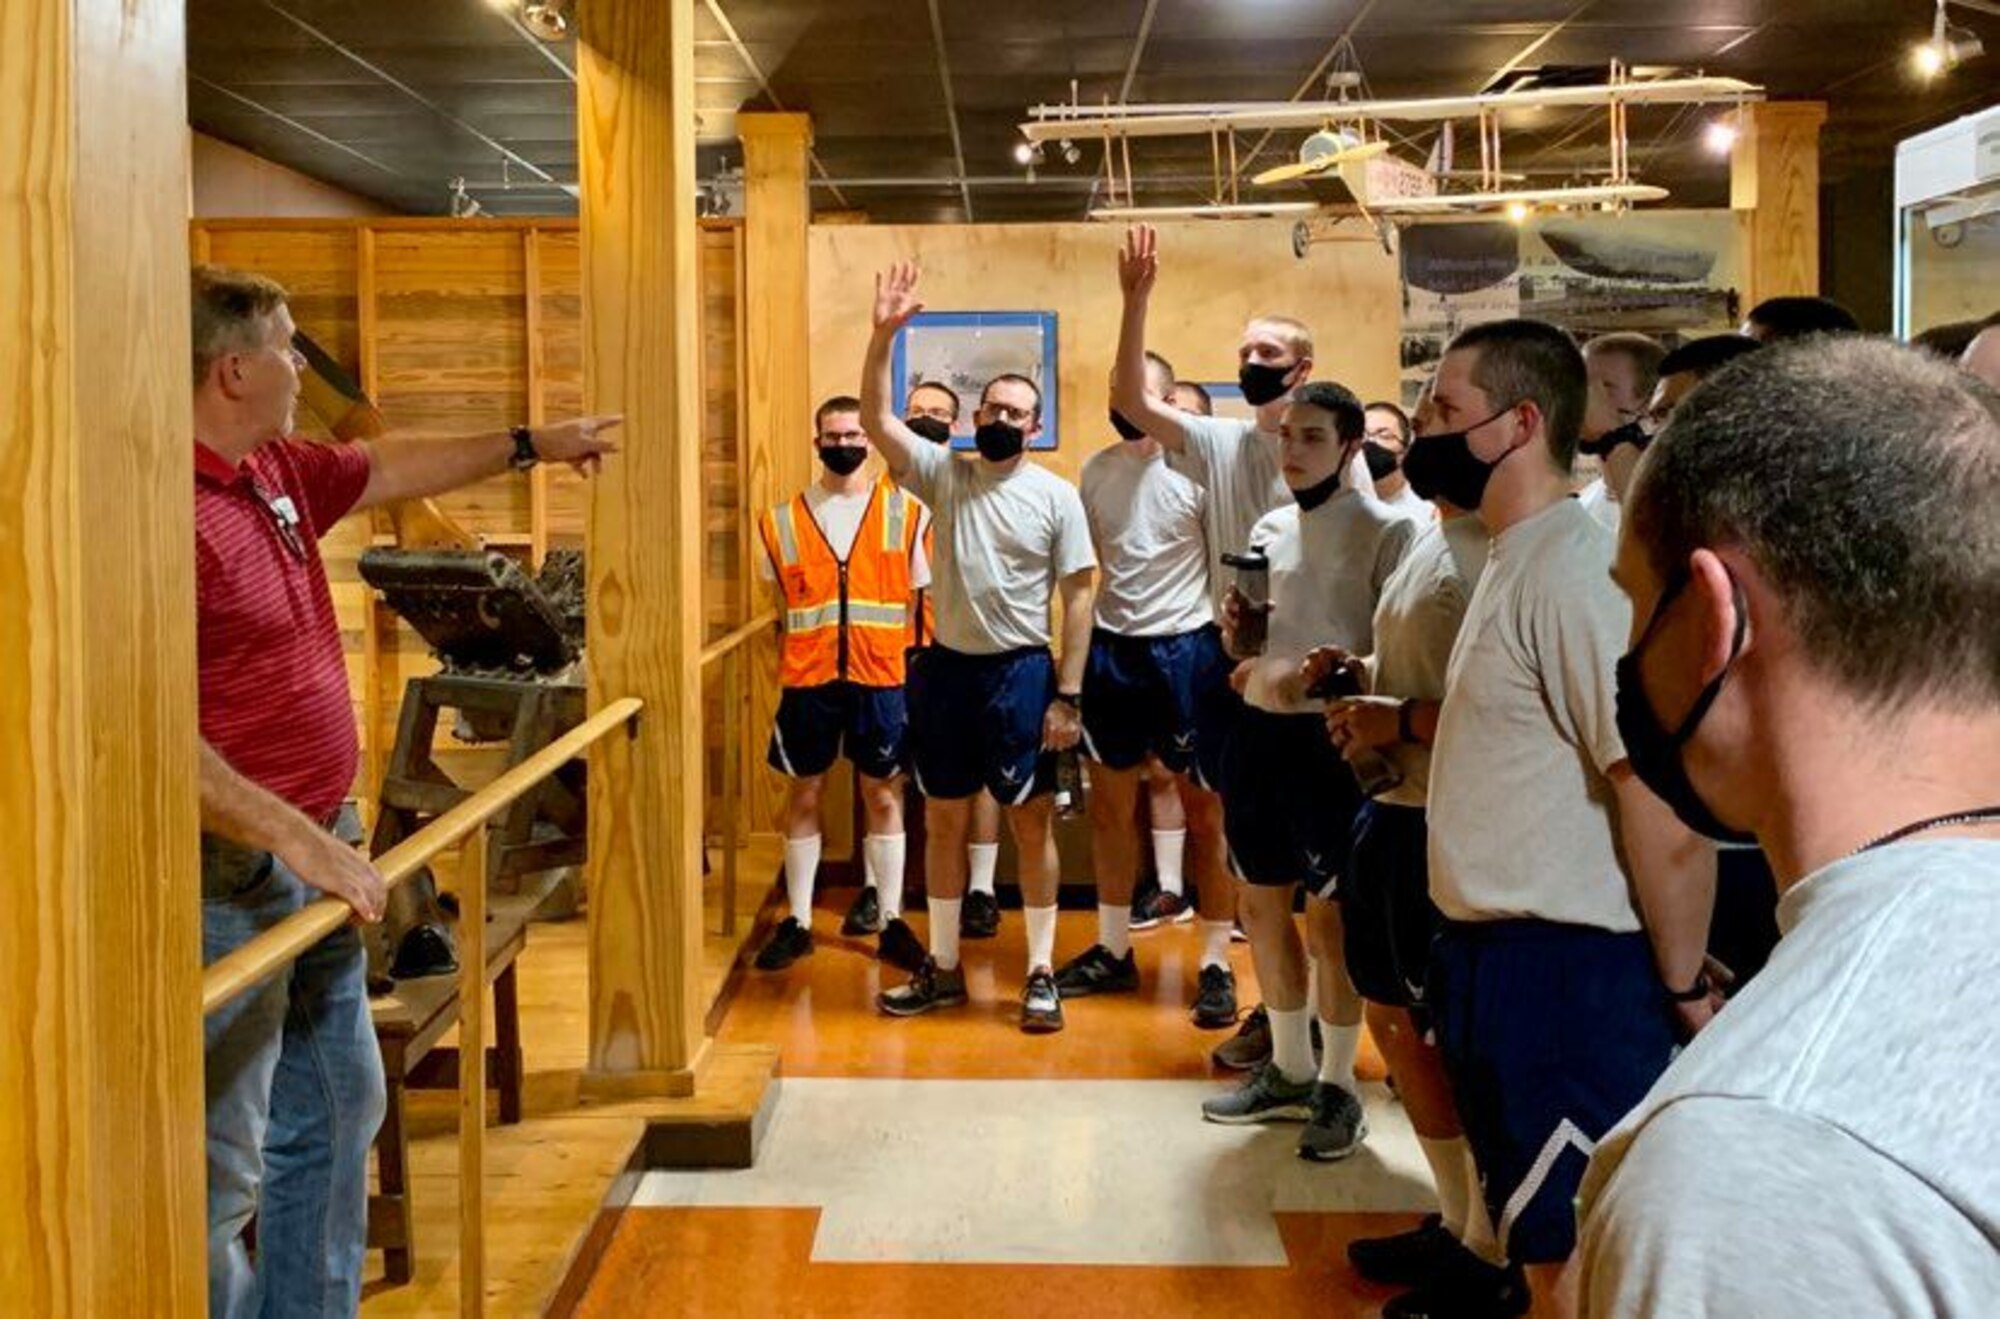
top-left (1911, 0), bottom-right (1989, 79)
top-left (523, 0), bottom-right (573, 41)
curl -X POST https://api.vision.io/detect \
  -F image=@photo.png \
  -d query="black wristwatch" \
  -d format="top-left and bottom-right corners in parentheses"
top-left (1396, 698), bottom-right (1418, 745)
top-left (1052, 691), bottom-right (1082, 711)
top-left (509, 424), bottom-right (540, 471)
top-left (1666, 970), bottom-right (1712, 1003)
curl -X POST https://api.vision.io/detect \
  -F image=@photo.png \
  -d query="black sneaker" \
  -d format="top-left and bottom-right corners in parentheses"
top-left (1130, 887), bottom-right (1191, 931)
top-left (753, 917), bottom-right (813, 971)
top-left (1190, 964), bottom-right (1238, 1029)
top-left (877, 956), bottom-right (969, 1017)
top-left (876, 916), bottom-right (928, 974)
top-left (1200, 1062), bottom-right (1315, 1124)
top-left (961, 889), bottom-right (1001, 939)
top-left (1348, 1215), bottom-right (1458, 1287)
top-left (1212, 1003), bottom-right (1271, 1070)
top-left (840, 885), bottom-right (882, 936)
top-left (1052, 944), bottom-right (1139, 996)
top-left (1381, 1249), bottom-right (1530, 1319)
top-left (1298, 1081), bottom-right (1369, 1161)
top-left (1020, 969), bottom-right (1065, 1033)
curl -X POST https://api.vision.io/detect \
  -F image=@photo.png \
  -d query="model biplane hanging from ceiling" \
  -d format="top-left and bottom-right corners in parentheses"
top-left (1016, 62), bottom-right (1763, 253)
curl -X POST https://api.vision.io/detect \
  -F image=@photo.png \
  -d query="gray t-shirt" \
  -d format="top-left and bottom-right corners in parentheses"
top-left (1579, 839), bottom-right (2000, 1317)
top-left (1168, 414), bottom-right (1291, 617)
top-left (1366, 513), bottom-right (1489, 808)
top-left (899, 442), bottom-right (1096, 654)
top-left (1079, 443), bottom-right (1212, 637)
top-left (1428, 497), bottom-right (1638, 929)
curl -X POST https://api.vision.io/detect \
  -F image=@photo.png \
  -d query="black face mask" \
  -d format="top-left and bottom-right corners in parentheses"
top-left (1238, 361), bottom-right (1295, 407)
top-left (817, 444), bottom-right (867, 476)
top-left (1578, 420), bottom-right (1648, 460)
top-left (1290, 465), bottom-right (1345, 512)
top-left (1109, 409), bottom-right (1149, 442)
top-left (974, 420), bottom-right (1026, 463)
top-left (1402, 406), bottom-right (1520, 511)
top-left (1614, 572), bottom-right (1754, 844)
top-left (907, 415), bottom-right (953, 446)
top-left (1363, 440), bottom-right (1401, 481)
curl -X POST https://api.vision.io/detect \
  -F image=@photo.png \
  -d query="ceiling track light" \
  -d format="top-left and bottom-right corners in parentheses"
top-left (1912, 0), bottom-right (1989, 77)
top-left (523, 0), bottom-right (573, 41)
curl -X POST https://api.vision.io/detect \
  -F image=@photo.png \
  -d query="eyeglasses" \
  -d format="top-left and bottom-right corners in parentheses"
top-left (248, 478), bottom-right (307, 563)
top-left (906, 405), bottom-right (957, 424)
top-left (817, 428), bottom-right (868, 444)
top-left (980, 402), bottom-right (1035, 426)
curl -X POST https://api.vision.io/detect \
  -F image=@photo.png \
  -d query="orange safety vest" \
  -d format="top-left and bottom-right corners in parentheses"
top-left (758, 478), bottom-right (920, 689)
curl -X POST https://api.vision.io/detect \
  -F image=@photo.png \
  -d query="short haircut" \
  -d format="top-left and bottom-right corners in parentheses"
top-left (191, 264), bottom-right (289, 389)
top-left (1585, 331), bottom-right (1667, 396)
top-left (908, 379), bottom-right (961, 420)
top-left (814, 394), bottom-right (862, 432)
top-left (981, 372), bottom-right (1043, 422)
top-left (1628, 337), bottom-right (2000, 709)
top-left (1364, 400), bottom-right (1412, 443)
top-left (1144, 349), bottom-right (1176, 393)
top-left (1249, 315), bottom-right (1315, 360)
top-left (1288, 380), bottom-right (1366, 441)
top-left (1446, 318), bottom-right (1588, 471)
top-left (1657, 333), bottom-right (1762, 381)
top-left (1173, 381), bottom-right (1213, 415)
top-left (1911, 319), bottom-right (1987, 361)
top-left (1746, 295), bottom-right (1860, 341)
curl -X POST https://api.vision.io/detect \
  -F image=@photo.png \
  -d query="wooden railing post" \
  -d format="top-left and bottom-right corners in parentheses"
top-left (456, 827), bottom-right (490, 1319)
top-left (721, 648), bottom-right (743, 937)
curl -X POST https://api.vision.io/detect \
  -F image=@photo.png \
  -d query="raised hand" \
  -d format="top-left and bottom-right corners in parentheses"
top-left (874, 262), bottom-right (926, 332)
top-left (1118, 224), bottom-right (1158, 299)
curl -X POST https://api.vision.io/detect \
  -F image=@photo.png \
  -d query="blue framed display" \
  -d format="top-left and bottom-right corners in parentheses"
top-left (891, 311), bottom-right (1060, 452)
top-left (1198, 381), bottom-right (1252, 423)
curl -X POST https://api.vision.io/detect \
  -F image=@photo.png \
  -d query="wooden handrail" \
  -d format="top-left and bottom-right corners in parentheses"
top-left (700, 609), bottom-right (778, 669)
top-left (200, 696), bottom-right (644, 1017)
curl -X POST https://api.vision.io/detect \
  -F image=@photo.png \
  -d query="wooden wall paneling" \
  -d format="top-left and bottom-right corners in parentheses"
top-left (1731, 100), bottom-right (1827, 308)
top-left (579, 0), bottom-right (708, 1090)
top-left (1, 1), bottom-right (205, 1311)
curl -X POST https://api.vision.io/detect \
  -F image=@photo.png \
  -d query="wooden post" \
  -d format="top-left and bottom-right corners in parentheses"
top-left (1, 1), bottom-right (205, 1314)
top-left (524, 227), bottom-right (551, 569)
top-left (579, 0), bottom-right (707, 1094)
top-left (456, 828), bottom-right (489, 1319)
top-left (1732, 100), bottom-right (1827, 309)
top-left (721, 649), bottom-right (743, 937)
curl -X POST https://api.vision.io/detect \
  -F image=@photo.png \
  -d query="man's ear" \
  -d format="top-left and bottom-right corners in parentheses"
top-left (1687, 546), bottom-right (1745, 682)
top-left (1288, 357), bottom-right (1313, 387)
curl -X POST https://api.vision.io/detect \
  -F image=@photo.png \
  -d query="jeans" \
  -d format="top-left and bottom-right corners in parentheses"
top-left (203, 809), bottom-right (387, 1319)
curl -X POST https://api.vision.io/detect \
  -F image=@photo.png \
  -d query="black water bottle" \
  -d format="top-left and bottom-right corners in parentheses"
top-left (1054, 747), bottom-right (1086, 818)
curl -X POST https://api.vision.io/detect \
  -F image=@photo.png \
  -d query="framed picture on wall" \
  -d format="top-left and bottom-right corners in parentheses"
top-left (891, 311), bottom-right (1060, 451)
top-left (1198, 381), bottom-right (1252, 424)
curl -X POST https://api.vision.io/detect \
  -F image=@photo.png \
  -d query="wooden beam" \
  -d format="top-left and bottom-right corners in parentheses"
top-left (455, 828), bottom-right (490, 1319)
top-left (525, 227), bottom-right (550, 568)
top-left (1731, 100), bottom-right (1827, 309)
top-left (1, 1), bottom-right (205, 1313)
top-left (579, 0), bottom-right (708, 1092)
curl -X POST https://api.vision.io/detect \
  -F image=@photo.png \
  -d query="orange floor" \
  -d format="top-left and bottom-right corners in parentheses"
top-left (568, 896), bottom-right (1413, 1318)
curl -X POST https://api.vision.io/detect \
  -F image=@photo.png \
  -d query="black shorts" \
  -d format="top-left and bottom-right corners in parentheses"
top-left (1428, 919), bottom-right (1676, 1265)
top-left (766, 682), bottom-right (908, 781)
top-left (1341, 801), bottom-right (1441, 1008)
top-left (1190, 639), bottom-right (1244, 793)
top-left (1080, 625), bottom-right (1231, 774)
top-left (906, 644), bottom-right (1056, 803)
top-left (1220, 706), bottom-right (1361, 895)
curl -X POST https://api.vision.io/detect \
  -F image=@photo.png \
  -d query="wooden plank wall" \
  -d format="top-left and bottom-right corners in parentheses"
top-left (188, 218), bottom-right (750, 827)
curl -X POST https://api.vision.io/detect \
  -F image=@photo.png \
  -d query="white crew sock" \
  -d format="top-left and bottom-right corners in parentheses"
top-left (865, 833), bottom-right (907, 921)
top-left (1200, 920), bottom-right (1234, 971)
top-left (1458, 1143), bottom-right (1504, 1264)
top-left (783, 834), bottom-right (821, 927)
top-left (928, 897), bottom-right (962, 971)
top-left (1418, 1133), bottom-right (1477, 1241)
top-left (967, 842), bottom-right (1000, 896)
top-left (1318, 1019), bottom-right (1362, 1094)
top-left (1097, 902), bottom-right (1132, 958)
top-left (1025, 904), bottom-right (1059, 975)
top-left (1268, 1005), bottom-right (1315, 1085)
top-left (1151, 828), bottom-right (1187, 897)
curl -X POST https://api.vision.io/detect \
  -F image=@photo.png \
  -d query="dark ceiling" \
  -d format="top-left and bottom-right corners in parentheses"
top-left (187, 0), bottom-right (2000, 222)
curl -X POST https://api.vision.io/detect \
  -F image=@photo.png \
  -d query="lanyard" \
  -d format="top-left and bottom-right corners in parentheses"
top-left (1848, 806), bottom-right (2000, 860)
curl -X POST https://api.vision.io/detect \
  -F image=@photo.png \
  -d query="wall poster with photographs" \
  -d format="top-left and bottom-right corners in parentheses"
top-left (891, 311), bottom-right (1060, 451)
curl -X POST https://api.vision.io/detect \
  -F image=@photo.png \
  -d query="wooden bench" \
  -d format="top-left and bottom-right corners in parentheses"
top-left (367, 891), bottom-right (539, 1284)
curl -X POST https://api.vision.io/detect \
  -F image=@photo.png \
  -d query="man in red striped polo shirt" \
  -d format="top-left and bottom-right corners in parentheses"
top-left (192, 265), bottom-right (619, 1319)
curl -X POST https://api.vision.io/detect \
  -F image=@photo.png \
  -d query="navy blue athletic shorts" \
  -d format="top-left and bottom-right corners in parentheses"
top-left (1428, 919), bottom-right (1676, 1265)
top-left (1220, 705), bottom-right (1361, 895)
top-left (1080, 624), bottom-right (1231, 775)
top-left (766, 681), bottom-right (907, 781)
top-left (906, 644), bottom-right (1056, 804)
top-left (1190, 635), bottom-right (1244, 793)
top-left (1341, 800), bottom-right (1441, 1008)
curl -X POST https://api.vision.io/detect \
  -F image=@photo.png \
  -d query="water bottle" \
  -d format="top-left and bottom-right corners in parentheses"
top-left (1054, 747), bottom-right (1087, 818)
top-left (1220, 549), bottom-right (1272, 656)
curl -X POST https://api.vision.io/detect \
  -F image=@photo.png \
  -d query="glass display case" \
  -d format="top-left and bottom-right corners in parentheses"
top-left (1894, 105), bottom-right (2000, 339)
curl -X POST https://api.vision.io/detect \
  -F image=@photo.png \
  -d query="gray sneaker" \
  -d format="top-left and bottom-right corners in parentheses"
top-left (1297, 1081), bottom-right (1369, 1161)
top-left (1200, 1063), bottom-right (1315, 1124)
